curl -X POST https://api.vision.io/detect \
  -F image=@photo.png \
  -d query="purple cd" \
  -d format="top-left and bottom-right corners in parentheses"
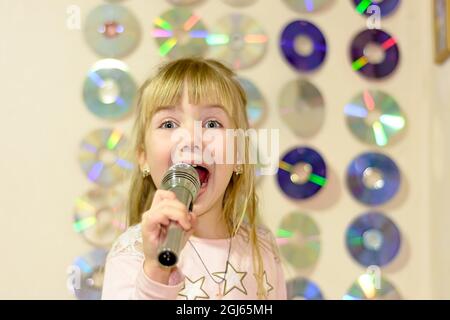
top-left (352, 0), bottom-right (400, 18)
top-left (280, 20), bottom-right (327, 72)
top-left (347, 152), bottom-right (400, 206)
top-left (350, 29), bottom-right (400, 79)
top-left (346, 212), bottom-right (401, 267)
top-left (277, 147), bottom-right (327, 200)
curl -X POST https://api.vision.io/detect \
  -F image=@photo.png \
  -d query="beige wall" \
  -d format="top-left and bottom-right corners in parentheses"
top-left (0, 0), bottom-right (446, 299)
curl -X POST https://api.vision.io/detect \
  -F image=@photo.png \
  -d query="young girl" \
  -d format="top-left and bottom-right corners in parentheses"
top-left (101, 57), bottom-right (287, 300)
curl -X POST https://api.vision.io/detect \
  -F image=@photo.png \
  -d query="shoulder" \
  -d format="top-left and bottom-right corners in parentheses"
top-left (239, 222), bottom-right (282, 264)
top-left (107, 223), bottom-right (144, 260)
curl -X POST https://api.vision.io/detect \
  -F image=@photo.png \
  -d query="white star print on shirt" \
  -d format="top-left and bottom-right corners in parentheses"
top-left (212, 261), bottom-right (247, 296)
top-left (178, 276), bottom-right (210, 300)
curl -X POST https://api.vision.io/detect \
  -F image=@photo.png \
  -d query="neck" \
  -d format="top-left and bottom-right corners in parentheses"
top-left (193, 200), bottom-right (230, 239)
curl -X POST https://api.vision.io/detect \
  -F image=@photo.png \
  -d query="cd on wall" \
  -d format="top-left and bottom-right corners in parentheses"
top-left (280, 20), bottom-right (327, 72)
top-left (347, 152), bottom-right (400, 206)
top-left (283, 0), bottom-right (333, 13)
top-left (343, 273), bottom-right (401, 300)
top-left (277, 212), bottom-right (321, 269)
top-left (73, 188), bottom-right (127, 248)
top-left (237, 77), bottom-right (267, 128)
top-left (344, 90), bottom-right (406, 147)
top-left (84, 4), bottom-right (141, 58)
top-left (277, 147), bottom-right (327, 200)
top-left (152, 8), bottom-right (209, 59)
top-left (346, 212), bottom-right (401, 267)
top-left (279, 79), bottom-right (325, 138)
top-left (287, 277), bottom-right (324, 300)
top-left (70, 248), bottom-right (108, 300)
top-left (83, 59), bottom-right (137, 120)
top-left (79, 128), bottom-right (134, 188)
top-left (350, 29), bottom-right (400, 79)
top-left (352, 0), bottom-right (401, 18)
top-left (207, 13), bottom-right (268, 70)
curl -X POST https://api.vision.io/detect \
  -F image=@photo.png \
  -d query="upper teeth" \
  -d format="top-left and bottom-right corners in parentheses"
top-left (192, 164), bottom-right (198, 167)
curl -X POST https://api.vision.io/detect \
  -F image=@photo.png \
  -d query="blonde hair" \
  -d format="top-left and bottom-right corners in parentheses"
top-left (127, 57), bottom-right (268, 299)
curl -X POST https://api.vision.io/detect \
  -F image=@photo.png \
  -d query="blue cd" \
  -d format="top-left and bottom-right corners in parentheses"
top-left (350, 29), bottom-right (400, 79)
top-left (71, 248), bottom-right (108, 300)
top-left (287, 277), bottom-right (324, 300)
top-left (346, 212), bottom-right (401, 267)
top-left (352, 0), bottom-right (400, 18)
top-left (280, 20), bottom-right (327, 72)
top-left (347, 152), bottom-right (400, 206)
top-left (277, 147), bottom-right (327, 200)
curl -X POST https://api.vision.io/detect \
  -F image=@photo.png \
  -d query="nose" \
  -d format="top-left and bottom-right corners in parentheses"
top-left (172, 120), bottom-right (203, 163)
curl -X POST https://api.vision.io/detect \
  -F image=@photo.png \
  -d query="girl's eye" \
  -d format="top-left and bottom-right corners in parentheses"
top-left (204, 120), bottom-right (222, 129)
top-left (159, 120), bottom-right (178, 129)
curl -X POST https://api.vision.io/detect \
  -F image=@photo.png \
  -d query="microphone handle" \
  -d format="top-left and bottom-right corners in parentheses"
top-left (157, 185), bottom-right (193, 268)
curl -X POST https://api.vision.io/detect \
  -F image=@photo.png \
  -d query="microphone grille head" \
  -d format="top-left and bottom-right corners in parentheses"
top-left (161, 163), bottom-right (201, 199)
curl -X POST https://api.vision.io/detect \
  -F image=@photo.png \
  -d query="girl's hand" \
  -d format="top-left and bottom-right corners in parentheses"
top-left (141, 190), bottom-right (197, 283)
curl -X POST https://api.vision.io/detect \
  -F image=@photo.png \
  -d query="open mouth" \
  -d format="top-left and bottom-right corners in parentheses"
top-left (192, 164), bottom-right (210, 188)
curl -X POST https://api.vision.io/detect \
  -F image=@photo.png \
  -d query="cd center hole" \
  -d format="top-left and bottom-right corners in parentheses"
top-left (87, 269), bottom-right (105, 290)
top-left (98, 148), bottom-right (117, 166)
top-left (295, 35), bottom-right (314, 56)
top-left (364, 108), bottom-right (383, 126)
top-left (99, 79), bottom-right (120, 104)
top-left (96, 208), bottom-right (114, 232)
top-left (364, 42), bottom-right (386, 64)
top-left (363, 167), bottom-right (385, 190)
top-left (362, 229), bottom-right (384, 251)
top-left (290, 162), bottom-right (312, 185)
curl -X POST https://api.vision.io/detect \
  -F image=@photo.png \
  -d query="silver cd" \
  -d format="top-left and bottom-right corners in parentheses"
top-left (343, 273), bottom-right (401, 300)
top-left (207, 13), bottom-right (268, 70)
top-left (84, 4), bottom-right (141, 58)
top-left (83, 59), bottom-right (137, 120)
top-left (278, 79), bottom-right (325, 138)
top-left (237, 77), bottom-right (267, 128)
top-left (283, 0), bottom-right (333, 13)
top-left (73, 188), bottom-right (127, 248)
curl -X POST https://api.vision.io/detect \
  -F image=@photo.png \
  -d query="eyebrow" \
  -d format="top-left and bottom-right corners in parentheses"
top-left (153, 104), bottom-right (229, 116)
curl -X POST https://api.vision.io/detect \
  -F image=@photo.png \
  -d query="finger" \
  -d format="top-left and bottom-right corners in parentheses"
top-left (160, 207), bottom-right (191, 230)
top-left (152, 189), bottom-right (177, 204)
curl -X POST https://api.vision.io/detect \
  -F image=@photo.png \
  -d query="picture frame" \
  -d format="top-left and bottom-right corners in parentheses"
top-left (434, 0), bottom-right (450, 64)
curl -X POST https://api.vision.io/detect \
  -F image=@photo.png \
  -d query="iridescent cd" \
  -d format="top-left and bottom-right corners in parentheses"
top-left (84, 4), bottom-right (141, 58)
top-left (287, 277), bottom-right (324, 300)
top-left (71, 249), bottom-right (108, 300)
top-left (168, 0), bottom-right (203, 5)
top-left (237, 77), bottom-right (266, 128)
top-left (346, 212), bottom-right (401, 267)
top-left (222, 0), bottom-right (258, 7)
top-left (73, 188), bottom-right (127, 248)
top-left (277, 212), bottom-right (321, 269)
top-left (280, 20), bottom-right (327, 72)
top-left (345, 90), bottom-right (405, 147)
top-left (79, 128), bottom-right (134, 187)
top-left (283, 0), bottom-right (333, 13)
top-left (343, 273), bottom-right (401, 300)
top-left (352, 0), bottom-right (401, 18)
top-left (277, 147), bottom-right (327, 200)
top-left (83, 59), bottom-right (137, 120)
top-left (351, 29), bottom-right (400, 79)
top-left (347, 152), bottom-right (400, 206)
top-left (279, 79), bottom-right (325, 137)
top-left (207, 14), bottom-right (268, 70)
top-left (152, 8), bottom-right (209, 59)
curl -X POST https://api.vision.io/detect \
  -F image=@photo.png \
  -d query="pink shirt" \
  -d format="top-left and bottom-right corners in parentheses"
top-left (102, 223), bottom-right (287, 300)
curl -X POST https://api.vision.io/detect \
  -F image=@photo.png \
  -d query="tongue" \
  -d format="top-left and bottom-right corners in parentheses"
top-left (195, 167), bottom-right (208, 185)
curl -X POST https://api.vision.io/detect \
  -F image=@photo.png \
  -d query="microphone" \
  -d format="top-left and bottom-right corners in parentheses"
top-left (157, 163), bottom-right (201, 268)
